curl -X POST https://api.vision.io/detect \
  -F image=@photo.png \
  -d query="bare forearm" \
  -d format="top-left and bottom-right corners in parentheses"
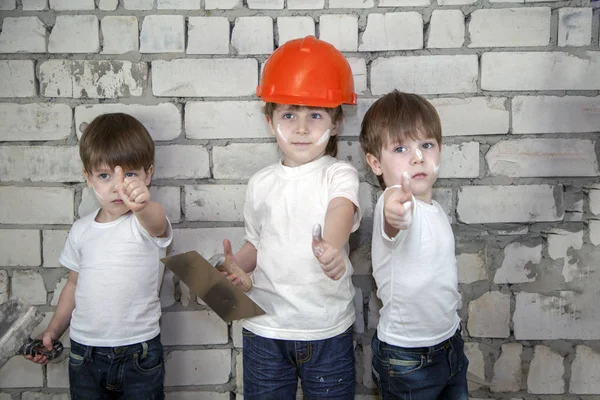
top-left (47, 272), bottom-right (77, 338)
top-left (324, 198), bottom-right (356, 250)
top-left (134, 201), bottom-right (167, 237)
top-left (235, 241), bottom-right (258, 273)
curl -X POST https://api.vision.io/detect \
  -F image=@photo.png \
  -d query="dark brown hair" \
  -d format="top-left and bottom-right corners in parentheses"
top-left (263, 103), bottom-right (344, 157)
top-left (359, 90), bottom-right (442, 189)
top-left (80, 113), bottom-right (154, 173)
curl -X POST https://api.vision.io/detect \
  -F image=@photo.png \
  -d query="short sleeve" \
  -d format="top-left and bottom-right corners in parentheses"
top-left (133, 215), bottom-right (173, 248)
top-left (328, 162), bottom-right (361, 232)
top-left (58, 228), bottom-right (80, 272)
top-left (243, 180), bottom-right (260, 248)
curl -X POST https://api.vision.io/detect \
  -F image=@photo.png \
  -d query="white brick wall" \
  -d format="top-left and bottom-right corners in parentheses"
top-left (1, 2), bottom-right (599, 398)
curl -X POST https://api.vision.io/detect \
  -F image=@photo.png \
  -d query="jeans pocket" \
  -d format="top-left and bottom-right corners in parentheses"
top-left (133, 344), bottom-right (164, 374)
top-left (242, 328), bottom-right (257, 338)
top-left (388, 353), bottom-right (426, 377)
top-left (68, 342), bottom-right (88, 368)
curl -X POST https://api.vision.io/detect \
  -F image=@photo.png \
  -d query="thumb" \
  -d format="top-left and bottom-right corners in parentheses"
top-left (42, 333), bottom-right (54, 351)
top-left (223, 239), bottom-right (233, 259)
top-left (312, 224), bottom-right (324, 257)
top-left (401, 171), bottom-right (412, 195)
top-left (114, 166), bottom-right (125, 189)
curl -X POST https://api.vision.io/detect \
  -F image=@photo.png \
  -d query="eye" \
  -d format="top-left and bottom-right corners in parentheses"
top-left (282, 113), bottom-right (293, 120)
top-left (310, 113), bottom-right (322, 119)
top-left (99, 173), bottom-right (109, 179)
top-left (422, 142), bottom-right (435, 149)
top-left (393, 146), bottom-right (407, 153)
top-left (125, 172), bottom-right (136, 178)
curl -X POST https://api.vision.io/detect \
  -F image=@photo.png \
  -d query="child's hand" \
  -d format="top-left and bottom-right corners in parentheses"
top-left (217, 239), bottom-right (253, 292)
top-left (384, 172), bottom-right (413, 231)
top-left (312, 224), bottom-right (346, 281)
top-left (115, 166), bottom-right (150, 212)
top-left (23, 330), bottom-right (55, 365)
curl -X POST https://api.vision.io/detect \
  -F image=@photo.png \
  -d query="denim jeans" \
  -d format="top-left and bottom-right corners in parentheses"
top-left (242, 326), bottom-right (355, 400)
top-left (372, 328), bottom-right (469, 400)
top-left (68, 335), bottom-right (164, 400)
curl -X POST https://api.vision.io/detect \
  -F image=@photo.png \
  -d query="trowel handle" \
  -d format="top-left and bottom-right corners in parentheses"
top-left (20, 339), bottom-right (64, 361)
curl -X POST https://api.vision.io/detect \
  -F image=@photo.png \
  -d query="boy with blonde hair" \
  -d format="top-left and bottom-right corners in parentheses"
top-left (26, 113), bottom-right (172, 400)
top-left (360, 90), bottom-right (468, 400)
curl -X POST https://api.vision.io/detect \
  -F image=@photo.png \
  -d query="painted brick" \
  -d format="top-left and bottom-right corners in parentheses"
top-left (154, 145), bottom-right (210, 179)
top-left (439, 0), bottom-right (476, 4)
top-left (0, 17), bottom-right (47, 53)
top-left (319, 15), bottom-right (358, 52)
top-left (427, 10), bottom-right (464, 48)
top-left (232, 320), bottom-right (243, 348)
top-left (40, 60), bottom-right (147, 98)
top-left (231, 17), bottom-right (273, 54)
top-left (160, 311), bottom-right (228, 345)
top-left (0, 230), bottom-right (41, 266)
top-left (205, 0), bottom-right (241, 8)
top-left (469, 8), bottom-right (550, 47)
top-left (43, 230), bottom-right (69, 268)
top-left (439, 142), bottom-right (479, 178)
top-left (558, 8), bottom-right (592, 46)
top-left (0, 187), bottom-right (74, 224)
top-left (0, 103), bottom-right (71, 141)
top-left (0, 270), bottom-right (7, 304)
top-left (164, 350), bottom-right (231, 386)
top-left (340, 99), bottom-right (375, 137)
top-left (0, 0), bottom-right (15, 9)
top-left (491, 344), bottom-right (522, 392)
top-left (0, 357), bottom-right (43, 388)
top-left (494, 242), bottom-right (541, 284)
top-left (547, 229), bottom-right (585, 283)
top-left (347, 57), bottom-right (367, 95)
top-left (486, 139), bottom-right (599, 177)
top-left (49, 0), bottom-right (94, 10)
top-left (152, 59), bottom-right (257, 97)
top-left (23, 0), bottom-right (48, 10)
top-left (288, 0), bottom-right (323, 8)
top-left (11, 270), bottom-right (47, 305)
top-left (591, 189), bottom-right (600, 215)
top-left (362, 344), bottom-right (376, 389)
top-left (482, 52), bottom-right (600, 91)
top-left (338, 140), bottom-right (368, 177)
top-left (0, 60), bottom-right (36, 97)
top-left (47, 358), bottom-right (68, 388)
top-left (98, 0), bottom-right (117, 10)
top-left (330, 0), bottom-right (373, 6)
top-left (213, 143), bottom-right (279, 180)
top-left (0, 146), bottom-right (82, 182)
top-left (467, 291), bottom-right (510, 338)
top-left (49, 15), bottom-right (100, 53)
top-left (123, 0), bottom-right (153, 9)
top-left (359, 13), bottom-right (422, 51)
top-left (464, 343), bottom-right (486, 392)
top-left (21, 393), bottom-right (70, 400)
top-left (591, 220), bottom-right (600, 246)
top-left (169, 228), bottom-right (246, 259)
top-left (456, 252), bottom-right (487, 284)
top-left (371, 55), bottom-right (478, 95)
top-left (359, 182), bottom-right (376, 219)
top-left (277, 16), bottom-right (315, 45)
top-left (187, 17), bottom-right (230, 54)
top-left (527, 345), bottom-right (565, 394)
top-left (101, 16), bottom-right (139, 54)
top-left (380, 0), bottom-right (430, 5)
top-left (431, 97), bottom-right (509, 136)
top-left (514, 291), bottom-right (599, 339)
top-left (140, 15), bottom-right (185, 53)
top-left (157, 0), bottom-right (201, 9)
top-left (512, 96), bottom-right (600, 134)
top-left (75, 103), bottom-right (181, 141)
top-left (248, 0), bottom-right (283, 8)
top-left (570, 346), bottom-right (600, 394)
top-left (184, 184), bottom-right (246, 222)
top-left (457, 185), bottom-right (562, 224)
top-left (354, 287), bottom-right (364, 334)
top-left (185, 101), bottom-right (268, 139)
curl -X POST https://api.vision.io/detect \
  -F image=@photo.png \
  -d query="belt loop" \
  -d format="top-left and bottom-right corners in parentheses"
top-left (141, 341), bottom-right (148, 360)
top-left (84, 344), bottom-right (93, 362)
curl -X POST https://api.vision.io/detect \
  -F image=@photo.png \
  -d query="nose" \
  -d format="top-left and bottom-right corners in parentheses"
top-left (295, 119), bottom-right (309, 135)
top-left (410, 148), bottom-right (424, 164)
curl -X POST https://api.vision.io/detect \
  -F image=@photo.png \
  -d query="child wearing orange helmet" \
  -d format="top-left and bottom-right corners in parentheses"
top-left (219, 36), bottom-right (360, 399)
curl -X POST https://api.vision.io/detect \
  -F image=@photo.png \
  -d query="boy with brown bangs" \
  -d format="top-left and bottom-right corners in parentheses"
top-left (25, 113), bottom-right (172, 400)
top-left (359, 90), bottom-right (468, 400)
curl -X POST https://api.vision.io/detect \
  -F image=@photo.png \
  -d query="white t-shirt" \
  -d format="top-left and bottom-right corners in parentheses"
top-left (372, 192), bottom-right (461, 348)
top-left (59, 210), bottom-right (173, 347)
top-left (243, 155), bottom-right (361, 340)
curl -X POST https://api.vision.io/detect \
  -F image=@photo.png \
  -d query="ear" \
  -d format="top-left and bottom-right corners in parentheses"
top-left (144, 165), bottom-right (154, 186)
top-left (83, 169), bottom-right (93, 188)
top-left (265, 115), bottom-right (276, 137)
top-left (365, 153), bottom-right (383, 176)
top-left (330, 117), bottom-right (343, 137)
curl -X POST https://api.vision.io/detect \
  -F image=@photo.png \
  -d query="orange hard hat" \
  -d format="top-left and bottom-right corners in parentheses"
top-left (256, 36), bottom-right (357, 108)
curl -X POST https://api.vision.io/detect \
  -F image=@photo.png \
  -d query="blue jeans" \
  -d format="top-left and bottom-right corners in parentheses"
top-left (68, 335), bottom-right (164, 400)
top-left (242, 326), bottom-right (355, 400)
top-left (372, 329), bottom-right (469, 400)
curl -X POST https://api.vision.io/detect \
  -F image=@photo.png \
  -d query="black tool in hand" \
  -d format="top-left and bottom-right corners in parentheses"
top-left (18, 339), bottom-right (64, 361)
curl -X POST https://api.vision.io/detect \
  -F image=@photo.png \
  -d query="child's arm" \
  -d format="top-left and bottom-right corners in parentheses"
top-left (25, 270), bottom-right (77, 365)
top-left (115, 166), bottom-right (167, 237)
top-left (383, 172), bottom-right (414, 239)
top-left (218, 240), bottom-right (257, 290)
top-left (312, 197), bottom-right (357, 281)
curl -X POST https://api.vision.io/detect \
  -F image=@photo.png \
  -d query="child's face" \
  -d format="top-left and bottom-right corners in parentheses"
top-left (267, 105), bottom-right (337, 167)
top-left (366, 133), bottom-right (441, 203)
top-left (84, 164), bottom-right (153, 220)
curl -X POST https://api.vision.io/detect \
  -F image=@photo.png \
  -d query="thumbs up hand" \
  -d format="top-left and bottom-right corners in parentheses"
top-left (383, 172), bottom-right (414, 231)
top-left (115, 166), bottom-right (150, 213)
top-left (312, 224), bottom-right (346, 281)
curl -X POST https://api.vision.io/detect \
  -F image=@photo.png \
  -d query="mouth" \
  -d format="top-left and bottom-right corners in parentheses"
top-left (292, 142), bottom-right (311, 146)
top-left (111, 199), bottom-right (124, 204)
top-left (412, 173), bottom-right (427, 180)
